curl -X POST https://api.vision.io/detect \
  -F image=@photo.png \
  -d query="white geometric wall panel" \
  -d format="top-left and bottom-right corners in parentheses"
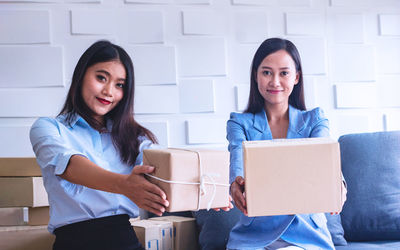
top-left (376, 38), bottom-right (400, 74)
top-left (377, 82), bottom-right (400, 108)
top-left (66, 0), bottom-right (100, 2)
top-left (331, 45), bottom-right (376, 82)
top-left (0, 126), bottom-right (34, 157)
top-left (186, 118), bottom-right (226, 144)
top-left (175, 0), bottom-right (210, 4)
top-left (0, 10), bottom-right (50, 44)
top-left (303, 77), bottom-right (318, 110)
top-left (0, 88), bottom-right (66, 117)
top-left (289, 37), bottom-right (326, 75)
top-left (179, 79), bottom-right (215, 113)
top-left (379, 14), bottom-right (400, 36)
top-left (286, 13), bottom-right (324, 36)
top-left (122, 11), bottom-right (164, 44)
top-left (332, 114), bottom-right (372, 137)
top-left (125, 0), bottom-right (170, 3)
top-left (176, 37), bottom-right (227, 77)
top-left (135, 86), bottom-right (179, 114)
top-left (231, 0), bottom-right (274, 5)
top-left (330, 0), bottom-right (370, 6)
top-left (71, 10), bottom-right (114, 35)
top-left (335, 84), bottom-right (377, 108)
top-left (230, 44), bottom-right (258, 83)
top-left (385, 113), bottom-right (400, 131)
top-left (331, 13), bottom-right (364, 44)
top-left (127, 45), bottom-right (176, 85)
top-left (140, 121), bottom-right (169, 147)
top-left (182, 10), bottom-right (223, 35)
top-left (235, 84), bottom-right (250, 112)
top-left (0, 46), bottom-right (63, 88)
top-left (234, 11), bottom-right (268, 44)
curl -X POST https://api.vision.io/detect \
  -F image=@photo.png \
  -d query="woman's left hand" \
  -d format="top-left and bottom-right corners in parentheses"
top-left (213, 195), bottom-right (234, 212)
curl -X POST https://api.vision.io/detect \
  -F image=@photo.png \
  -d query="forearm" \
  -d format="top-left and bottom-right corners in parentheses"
top-left (60, 154), bottom-right (125, 195)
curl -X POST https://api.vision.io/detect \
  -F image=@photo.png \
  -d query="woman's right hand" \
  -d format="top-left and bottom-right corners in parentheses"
top-left (122, 165), bottom-right (169, 216)
top-left (231, 176), bottom-right (247, 216)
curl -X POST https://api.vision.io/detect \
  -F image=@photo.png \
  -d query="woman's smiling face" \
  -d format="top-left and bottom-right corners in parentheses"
top-left (256, 49), bottom-right (299, 109)
top-left (81, 60), bottom-right (126, 125)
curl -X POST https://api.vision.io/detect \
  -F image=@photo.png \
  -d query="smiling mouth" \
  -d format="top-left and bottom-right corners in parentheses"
top-left (267, 90), bottom-right (282, 94)
top-left (96, 97), bottom-right (112, 105)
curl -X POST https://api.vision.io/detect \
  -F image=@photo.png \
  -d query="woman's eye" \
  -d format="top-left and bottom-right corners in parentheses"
top-left (281, 71), bottom-right (289, 76)
top-left (116, 83), bottom-right (125, 89)
top-left (96, 75), bottom-right (106, 82)
top-left (262, 71), bottom-right (271, 76)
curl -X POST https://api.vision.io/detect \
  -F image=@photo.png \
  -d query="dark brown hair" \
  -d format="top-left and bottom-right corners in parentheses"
top-left (60, 40), bottom-right (157, 166)
top-left (245, 37), bottom-right (306, 113)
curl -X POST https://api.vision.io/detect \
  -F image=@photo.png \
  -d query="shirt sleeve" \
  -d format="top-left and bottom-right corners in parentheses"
top-left (226, 113), bottom-right (247, 184)
top-left (30, 117), bottom-right (84, 175)
top-left (310, 107), bottom-right (330, 138)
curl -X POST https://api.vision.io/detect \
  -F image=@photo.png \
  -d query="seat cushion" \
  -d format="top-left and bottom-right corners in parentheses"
top-left (335, 240), bottom-right (400, 250)
top-left (192, 207), bottom-right (241, 250)
top-left (339, 131), bottom-right (400, 241)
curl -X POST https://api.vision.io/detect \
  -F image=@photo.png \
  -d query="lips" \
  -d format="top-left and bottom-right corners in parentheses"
top-left (267, 90), bottom-right (282, 94)
top-left (96, 97), bottom-right (112, 105)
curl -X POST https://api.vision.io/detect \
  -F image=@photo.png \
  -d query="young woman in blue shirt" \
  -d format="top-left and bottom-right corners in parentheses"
top-left (30, 41), bottom-right (169, 250)
top-left (227, 38), bottom-right (346, 249)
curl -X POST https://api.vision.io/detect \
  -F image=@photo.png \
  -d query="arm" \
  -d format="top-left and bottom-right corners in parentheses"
top-left (60, 155), bottom-right (169, 216)
top-left (30, 118), bottom-right (168, 216)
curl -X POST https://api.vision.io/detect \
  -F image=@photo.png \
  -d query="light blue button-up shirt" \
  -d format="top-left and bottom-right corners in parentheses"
top-left (30, 114), bottom-right (152, 233)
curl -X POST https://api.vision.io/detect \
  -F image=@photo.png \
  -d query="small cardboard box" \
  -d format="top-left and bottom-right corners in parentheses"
top-left (0, 177), bottom-right (49, 207)
top-left (243, 138), bottom-right (342, 217)
top-left (0, 207), bottom-right (49, 226)
top-left (0, 158), bottom-right (41, 177)
top-left (131, 219), bottom-right (173, 250)
top-left (150, 216), bottom-right (199, 250)
top-left (0, 225), bottom-right (55, 250)
top-left (143, 148), bottom-right (230, 212)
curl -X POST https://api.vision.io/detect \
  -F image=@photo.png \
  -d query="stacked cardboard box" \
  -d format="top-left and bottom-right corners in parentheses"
top-left (131, 219), bottom-right (174, 250)
top-left (149, 216), bottom-right (199, 250)
top-left (0, 158), bottom-right (53, 250)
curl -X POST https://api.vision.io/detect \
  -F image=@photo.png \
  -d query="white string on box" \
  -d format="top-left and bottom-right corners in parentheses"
top-left (144, 149), bottom-right (229, 211)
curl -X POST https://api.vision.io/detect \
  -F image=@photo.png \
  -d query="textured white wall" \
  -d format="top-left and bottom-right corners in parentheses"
top-left (0, 0), bottom-right (399, 157)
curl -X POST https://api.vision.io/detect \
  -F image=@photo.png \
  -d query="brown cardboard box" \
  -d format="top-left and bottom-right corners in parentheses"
top-left (0, 177), bottom-right (49, 207)
top-left (0, 158), bottom-right (41, 177)
top-left (0, 207), bottom-right (49, 226)
top-left (243, 138), bottom-right (342, 217)
top-left (0, 225), bottom-right (54, 250)
top-left (143, 148), bottom-right (230, 212)
top-left (150, 216), bottom-right (199, 250)
top-left (131, 219), bottom-right (173, 250)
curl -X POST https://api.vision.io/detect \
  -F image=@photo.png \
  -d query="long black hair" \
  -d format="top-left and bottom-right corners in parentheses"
top-left (245, 37), bottom-right (306, 113)
top-left (59, 40), bottom-right (157, 166)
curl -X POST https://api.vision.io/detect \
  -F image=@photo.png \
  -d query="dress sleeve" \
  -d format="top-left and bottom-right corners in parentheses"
top-left (30, 117), bottom-right (84, 175)
top-left (226, 113), bottom-right (247, 184)
top-left (310, 107), bottom-right (330, 138)
top-left (135, 136), bottom-right (155, 166)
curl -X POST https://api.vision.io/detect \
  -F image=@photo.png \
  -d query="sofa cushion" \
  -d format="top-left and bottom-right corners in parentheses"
top-left (339, 131), bottom-right (400, 241)
top-left (325, 213), bottom-right (347, 246)
top-left (335, 240), bottom-right (400, 249)
top-left (192, 207), bottom-right (241, 250)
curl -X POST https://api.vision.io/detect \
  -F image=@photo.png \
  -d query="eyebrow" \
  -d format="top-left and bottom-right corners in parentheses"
top-left (96, 69), bottom-right (126, 82)
top-left (260, 66), bottom-right (291, 70)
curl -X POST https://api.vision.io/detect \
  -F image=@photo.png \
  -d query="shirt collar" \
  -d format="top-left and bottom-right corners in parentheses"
top-left (253, 105), bottom-right (305, 135)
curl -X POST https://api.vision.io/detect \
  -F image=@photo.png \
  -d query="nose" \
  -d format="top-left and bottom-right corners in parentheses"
top-left (270, 73), bottom-right (280, 87)
top-left (102, 82), bottom-right (113, 97)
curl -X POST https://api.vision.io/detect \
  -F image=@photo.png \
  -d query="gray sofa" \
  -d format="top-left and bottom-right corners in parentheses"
top-left (190, 131), bottom-right (400, 249)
